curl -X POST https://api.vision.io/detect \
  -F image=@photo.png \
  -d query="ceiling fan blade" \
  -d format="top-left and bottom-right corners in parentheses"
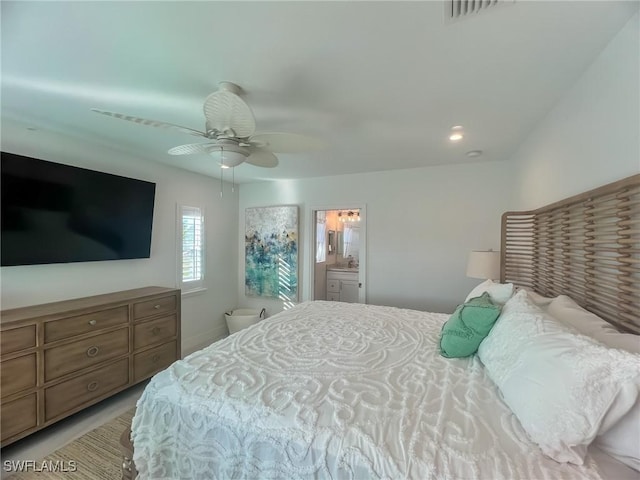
top-left (246, 149), bottom-right (278, 168)
top-left (248, 132), bottom-right (325, 153)
top-left (203, 85), bottom-right (256, 138)
top-left (91, 109), bottom-right (208, 137)
top-left (167, 143), bottom-right (214, 156)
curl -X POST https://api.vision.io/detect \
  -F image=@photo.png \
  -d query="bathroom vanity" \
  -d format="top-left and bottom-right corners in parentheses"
top-left (326, 268), bottom-right (359, 303)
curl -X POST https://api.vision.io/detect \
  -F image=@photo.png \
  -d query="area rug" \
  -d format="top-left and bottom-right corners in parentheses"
top-left (7, 408), bottom-right (134, 480)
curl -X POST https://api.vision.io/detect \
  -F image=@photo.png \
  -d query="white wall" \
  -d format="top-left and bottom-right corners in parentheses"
top-left (1, 124), bottom-right (239, 354)
top-left (510, 12), bottom-right (640, 210)
top-left (5, 13), bottom-right (634, 341)
top-left (239, 160), bottom-right (515, 316)
top-left (236, 15), bottom-right (639, 318)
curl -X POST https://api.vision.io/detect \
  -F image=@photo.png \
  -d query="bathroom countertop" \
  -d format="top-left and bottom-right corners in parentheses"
top-left (327, 267), bottom-right (359, 273)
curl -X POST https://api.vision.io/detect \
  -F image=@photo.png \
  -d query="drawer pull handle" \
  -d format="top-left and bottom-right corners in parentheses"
top-left (86, 346), bottom-right (100, 357)
top-left (87, 381), bottom-right (99, 392)
top-left (152, 354), bottom-right (160, 363)
top-left (154, 304), bottom-right (161, 309)
top-left (88, 319), bottom-right (97, 326)
top-left (152, 327), bottom-right (161, 335)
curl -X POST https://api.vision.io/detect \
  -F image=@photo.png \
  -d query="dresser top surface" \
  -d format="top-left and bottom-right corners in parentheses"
top-left (1, 286), bottom-right (179, 325)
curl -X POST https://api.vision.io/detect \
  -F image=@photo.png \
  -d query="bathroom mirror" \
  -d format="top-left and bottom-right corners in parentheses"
top-left (327, 230), bottom-right (335, 254)
top-left (337, 232), bottom-right (344, 255)
top-left (342, 224), bottom-right (360, 259)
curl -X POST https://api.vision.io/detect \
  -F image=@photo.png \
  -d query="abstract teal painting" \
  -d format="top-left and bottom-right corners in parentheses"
top-left (245, 205), bottom-right (298, 301)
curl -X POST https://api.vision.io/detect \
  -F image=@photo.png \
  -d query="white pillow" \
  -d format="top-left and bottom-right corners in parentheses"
top-left (546, 294), bottom-right (640, 471)
top-left (547, 295), bottom-right (640, 354)
top-left (519, 288), bottom-right (555, 309)
top-left (595, 402), bottom-right (640, 471)
top-left (478, 289), bottom-right (640, 465)
top-left (465, 279), bottom-right (514, 305)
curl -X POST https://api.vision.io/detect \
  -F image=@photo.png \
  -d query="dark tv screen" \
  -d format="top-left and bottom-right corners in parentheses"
top-left (1, 152), bottom-right (156, 266)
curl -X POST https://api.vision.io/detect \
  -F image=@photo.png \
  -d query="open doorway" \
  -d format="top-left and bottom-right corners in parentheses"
top-left (310, 207), bottom-right (366, 303)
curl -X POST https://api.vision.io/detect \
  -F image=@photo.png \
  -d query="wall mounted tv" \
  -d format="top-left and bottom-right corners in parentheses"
top-left (1, 152), bottom-right (156, 267)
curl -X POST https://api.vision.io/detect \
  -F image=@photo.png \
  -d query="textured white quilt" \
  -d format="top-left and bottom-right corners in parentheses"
top-left (132, 301), bottom-right (610, 479)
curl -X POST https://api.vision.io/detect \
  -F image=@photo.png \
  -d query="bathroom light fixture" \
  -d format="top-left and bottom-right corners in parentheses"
top-left (466, 249), bottom-right (500, 280)
top-left (338, 210), bottom-right (361, 223)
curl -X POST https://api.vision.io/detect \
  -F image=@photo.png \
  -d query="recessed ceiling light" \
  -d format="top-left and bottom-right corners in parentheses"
top-left (449, 125), bottom-right (464, 142)
top-left (466, 150), bottom-right (483, 158)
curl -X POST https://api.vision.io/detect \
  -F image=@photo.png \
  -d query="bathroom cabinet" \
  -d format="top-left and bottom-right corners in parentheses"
top-left (326, 270), bottom-right (359, 303)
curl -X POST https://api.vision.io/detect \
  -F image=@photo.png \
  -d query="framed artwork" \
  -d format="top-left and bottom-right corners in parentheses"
top-left (245, 205), bottom-right (298, 300)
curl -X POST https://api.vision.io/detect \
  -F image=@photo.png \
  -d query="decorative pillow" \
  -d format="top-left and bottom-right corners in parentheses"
top-left (477, 289), bottom-right (640, 465)
top-left (546, 295), bottom-right (640, 471)
top-left (439, 292), bottom-right (501, 358)
top-left (464, 279), bottom-right (514, 305)
top-left (548, 295), bottom-right (640, 354)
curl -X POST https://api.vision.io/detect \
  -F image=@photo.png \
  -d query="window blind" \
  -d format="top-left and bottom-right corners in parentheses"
top-left (181, 206), bottom-right (203, 287)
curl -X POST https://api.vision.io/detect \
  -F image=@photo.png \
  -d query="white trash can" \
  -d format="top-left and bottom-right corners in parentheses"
top-left (225, 308), bottom-right (266, 334)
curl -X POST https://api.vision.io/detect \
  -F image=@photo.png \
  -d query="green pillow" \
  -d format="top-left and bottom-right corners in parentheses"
top-left (439, 292), bottom-right (501, 358)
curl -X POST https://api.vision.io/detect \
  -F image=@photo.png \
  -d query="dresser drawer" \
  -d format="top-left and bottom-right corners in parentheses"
top-left (44, 306), bottom-right (128, 343)
top-left (44, 327), bottom-right (129, 382)
top-left (133, 295), bottom-right (176, 321)
top-left (1, 325), bottom-right (36, 355)
top-left (327, 292), bottom-right (340, 301)
top-left (1, 353), bottom-right (37, 397)
top-left (1, 393), bottom-right (37, 442)
top-left (134, 341), bottom-right (177, 382)
top-left (45, 358), bottom-right (129, 421)
top-left (134, 315), bottom-right (177, 350)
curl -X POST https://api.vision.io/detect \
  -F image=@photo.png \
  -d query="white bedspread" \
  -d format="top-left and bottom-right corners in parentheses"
top-left (132, 301), bottom-right (612, 479)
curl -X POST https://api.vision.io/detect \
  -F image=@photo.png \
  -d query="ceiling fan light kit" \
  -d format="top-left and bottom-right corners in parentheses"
top-left (209, 147), bottom-right (249, 169)
top-left (91, 81), bottom-right (323, 173)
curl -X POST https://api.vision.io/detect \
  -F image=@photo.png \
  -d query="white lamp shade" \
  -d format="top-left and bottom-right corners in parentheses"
top-left (466, 250), bottom-right (500, 280)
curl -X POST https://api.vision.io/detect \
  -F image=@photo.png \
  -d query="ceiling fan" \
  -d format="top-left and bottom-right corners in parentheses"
top-left (91, 82), bottom-right (324, 170)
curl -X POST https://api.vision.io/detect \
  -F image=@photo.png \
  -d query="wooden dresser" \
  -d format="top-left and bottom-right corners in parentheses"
top-left (0, 286), bottom-right (181, 446)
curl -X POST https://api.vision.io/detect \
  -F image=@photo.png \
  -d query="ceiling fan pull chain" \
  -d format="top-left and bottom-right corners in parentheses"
top-left (232, 167), bottom-right (235, 193)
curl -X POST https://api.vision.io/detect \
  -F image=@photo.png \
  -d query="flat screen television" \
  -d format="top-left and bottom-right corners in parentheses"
top-left (1, 152), bottom-right (156, 267)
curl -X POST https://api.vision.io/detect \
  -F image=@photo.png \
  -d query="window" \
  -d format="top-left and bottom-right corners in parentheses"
top-left (179, 205), bottom-right (204, 292)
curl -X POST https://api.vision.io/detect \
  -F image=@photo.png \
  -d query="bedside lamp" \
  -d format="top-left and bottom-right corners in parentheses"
top-left (466, 250), bottom-right (500, 281)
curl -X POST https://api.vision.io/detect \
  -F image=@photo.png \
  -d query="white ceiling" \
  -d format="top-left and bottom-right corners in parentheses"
top-left (2, 1), bottom-right (637, 183)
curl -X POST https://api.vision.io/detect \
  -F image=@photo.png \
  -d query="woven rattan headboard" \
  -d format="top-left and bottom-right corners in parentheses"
top-left (500, 174), bottom-right (640, 334)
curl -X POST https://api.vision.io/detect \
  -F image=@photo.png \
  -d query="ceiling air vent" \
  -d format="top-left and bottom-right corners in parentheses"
top-left (446, 0), bottom-right (514, 22)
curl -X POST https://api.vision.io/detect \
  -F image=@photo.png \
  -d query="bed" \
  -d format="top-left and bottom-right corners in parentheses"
top-left (129, 174), bottom-right (640, 480)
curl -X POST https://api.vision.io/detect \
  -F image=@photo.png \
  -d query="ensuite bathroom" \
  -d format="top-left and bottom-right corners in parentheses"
top-left (313, 209), bottom-right (362, 303)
